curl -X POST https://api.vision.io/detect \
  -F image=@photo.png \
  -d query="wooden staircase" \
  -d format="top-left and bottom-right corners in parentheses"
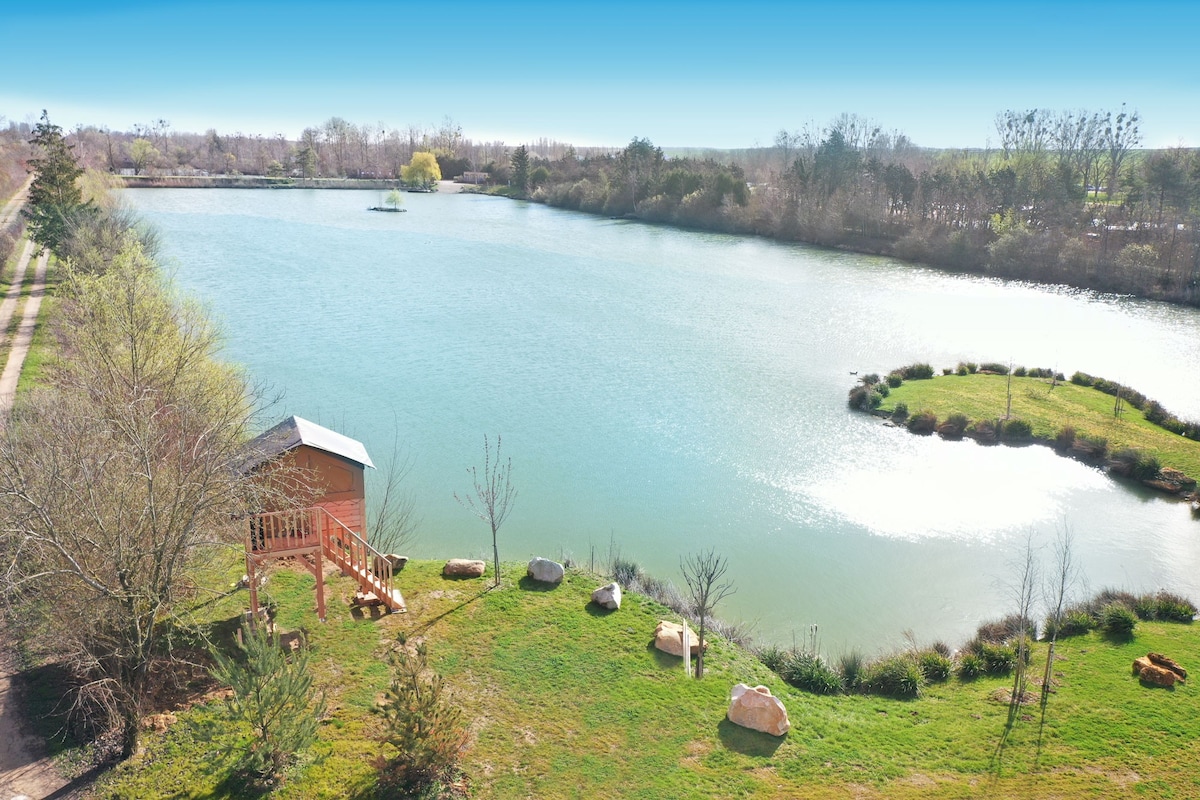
top-left (246, 506), bottom-right (406, 621)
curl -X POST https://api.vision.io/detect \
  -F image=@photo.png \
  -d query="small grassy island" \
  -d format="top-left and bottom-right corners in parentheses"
top-left (851, 363), bottom-right (1200, 503)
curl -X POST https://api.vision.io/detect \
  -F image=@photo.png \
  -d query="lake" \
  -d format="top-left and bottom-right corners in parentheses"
top-left (125, 188), bottom-right (1200, 654)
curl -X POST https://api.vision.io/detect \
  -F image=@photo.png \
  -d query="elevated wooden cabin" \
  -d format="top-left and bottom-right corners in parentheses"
top-left (242, 416), bottom-right (405, 619)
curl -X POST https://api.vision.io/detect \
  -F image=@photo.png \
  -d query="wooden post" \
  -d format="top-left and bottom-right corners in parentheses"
top-left (314, 535), bottom-right (326, 622)
top-left (682, 621), bottom-right (692, 678)
top-left (246, 552), bottom-right (260, 620)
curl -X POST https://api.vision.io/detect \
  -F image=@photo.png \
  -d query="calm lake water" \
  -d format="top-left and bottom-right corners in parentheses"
top-left (126, 188), bottom-right (1200, 653)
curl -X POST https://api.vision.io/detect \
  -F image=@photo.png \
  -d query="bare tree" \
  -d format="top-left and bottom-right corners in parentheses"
top-left (455, 435), bottom-right (516, 588)
top-left (1040, 527), bottom-right (1077, 711)
top-left (679, 549), bottom-right (736, 679)
top-left (1005, 533), bottom-right (1039, 729)
top-left (0, 235), bottom-right (278, 758)
top-left (368, 433), bottom-right (420, 555)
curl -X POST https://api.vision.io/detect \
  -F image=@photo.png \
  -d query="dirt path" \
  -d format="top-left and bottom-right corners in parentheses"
top-left (0, 247), bottom-right (47, 420)
top-left (0, 228), bottom-right (68, 797)
top-left (0, 240), bottom-right (35, 336)
top-left (0, 175), bottom-right (32, 230)
top-left (0, 643), bottom-right (68, 799)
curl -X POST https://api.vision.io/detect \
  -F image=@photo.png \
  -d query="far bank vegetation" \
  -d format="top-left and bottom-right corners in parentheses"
top-left (4, 104), bottom-right (1200, 305)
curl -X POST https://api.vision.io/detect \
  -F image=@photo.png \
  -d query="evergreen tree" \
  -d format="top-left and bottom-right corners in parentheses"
top-left (209, 623), bottom-right (325, 786)
top-left (375, 636), bottom-right (468, 793)
top-left (24, 110), bottom-right (85, 254)
top-left (510, 144), bottom-right (530, 195)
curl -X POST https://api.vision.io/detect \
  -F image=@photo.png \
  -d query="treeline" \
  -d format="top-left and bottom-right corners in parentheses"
top-left (8, 106), bottom-right (1200, 306)
top-left (509, 109), bottom-right (1200, 306)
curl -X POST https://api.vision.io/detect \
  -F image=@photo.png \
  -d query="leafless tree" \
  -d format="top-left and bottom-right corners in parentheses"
top-left (1005, 533), bottom-right (1039, 729)
top-left (1039, 527), bottom-right (1077, 711)
top-left (0, 236), bottom-right (280, 758)
top-left (680, 548), bottom-right (736, 679)
top-left (455, 435), bottom-right (516, 588)
top-left (368, 433), bottom-right (420, 555)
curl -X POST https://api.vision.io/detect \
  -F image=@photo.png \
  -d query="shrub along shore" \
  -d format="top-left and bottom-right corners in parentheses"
top-left (850, 362), bottom-right (1200, 507)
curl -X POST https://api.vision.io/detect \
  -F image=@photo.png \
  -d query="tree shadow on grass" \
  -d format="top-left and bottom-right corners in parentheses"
top-left (408, 588), bottom-right (490, 638)
top-left (716, 718), bottom-right (785, 757)
top-left (518, 576), bottom-right (559, 592)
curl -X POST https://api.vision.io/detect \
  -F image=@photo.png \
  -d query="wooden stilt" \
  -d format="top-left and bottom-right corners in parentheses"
top-left (247, 552), bottom-right (260, 621)
top-left (314, 540), bottom-right (326, 622)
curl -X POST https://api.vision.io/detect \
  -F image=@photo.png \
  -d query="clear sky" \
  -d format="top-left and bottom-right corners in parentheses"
top-left (3, 0), bottom-right (1197, 150)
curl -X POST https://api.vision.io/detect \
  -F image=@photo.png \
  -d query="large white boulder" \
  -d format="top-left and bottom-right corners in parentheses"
top-left (527, 557), bottom-right (565, 584)
top-left (653, 620), bottom-right (705, 657)
top-left (727, 683), bottom-right (790, 736)
top-left (591, 582), bottom-right (622, 610)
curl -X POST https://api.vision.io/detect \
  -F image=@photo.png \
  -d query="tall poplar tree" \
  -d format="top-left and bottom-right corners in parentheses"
top-left (24, 110), bottom-right (86, 254)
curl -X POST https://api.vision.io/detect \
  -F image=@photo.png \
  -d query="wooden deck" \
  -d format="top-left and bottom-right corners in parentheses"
top-left (246, 507), bottom-right (406, 620)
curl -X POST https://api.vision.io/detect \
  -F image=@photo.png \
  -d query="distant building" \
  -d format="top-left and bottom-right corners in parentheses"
top-left (456, 171), bottom-right (489, 185)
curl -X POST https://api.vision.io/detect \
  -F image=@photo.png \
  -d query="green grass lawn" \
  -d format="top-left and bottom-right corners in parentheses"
top-left (881, 374), bottom-right (1200, 480)
top-left (86, 555), bottom-right (1200, 799)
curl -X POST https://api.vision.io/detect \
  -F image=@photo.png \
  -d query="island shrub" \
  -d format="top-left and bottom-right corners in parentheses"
top-left (955, 362), bottom-right (969, 376)
top-left (756, 644), bottom-right (788, 673)
top-left (838, 650), bottom-right (865, 691)
top-left (876, 383), bottom-right (889, 398)
top-left (1012, 366), bottom-right (1027, 377)
top-left (974, 614), bottom-right (1035, 644)
top-left (847, 385), bottom-right (869, 410)
top-left (978, 362), bottom-right (1009, 375)
top-left (1143, 400), bottom-right (1170, 425)
top-left (1133, 591), bottom-right (1197, 623)
top-left (886, 372), bottom-right (903, 388)
top-left (999, 418), bottom-right (1033, 441)
top-left (1099, 602), bottom-right (1137, 638)
top-left (899, 362), bottom-right (935, 380)
top-left (861, 653), bottom-right (925, 699)
top-left (612, 556), bottom-right (642, 587)
top-left (1071, 371), bottom-right (1094, 386)
top-left (1044, 606), bottom-right (1095, 638)
top-left (1026, 367), bottom-right (1057, 379)
top-left (974, 641), bottom-right (1018, 675)
top-left (778, 650), bottom-right (843, 695)
top-left (1074, 434), bottom-right (1108, 460)
top-left (1054, 426), bottom-right (1076, 451)
top-left (847, 385), bottom-right (884, 411)
top-left (861, 373), bottom-right (880, 386)
top-left (966, 362), bottom-right (978, 374)
top-left (942, 367), bottom-right (953, 375)
top-left (906, 411), bottom-right (938, 435)
top-left (891, 403), bottom-right (909, 422)
top-left (917, 650), bottom-right (953, 682)
top-left (957, 652), bottom-right (986, 679)
top-left (1109, 447), bottom-right (1160, 481)
top-left (1088, 588), bottom-right (1138, 613)
top-left (967, 418), bottom-right (998, 443)
top-left (939, 412), bottom-right (969, 439)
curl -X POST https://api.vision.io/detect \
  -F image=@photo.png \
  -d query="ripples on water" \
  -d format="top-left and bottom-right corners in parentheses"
top-left (127, 189), bottom-right (1200, 653)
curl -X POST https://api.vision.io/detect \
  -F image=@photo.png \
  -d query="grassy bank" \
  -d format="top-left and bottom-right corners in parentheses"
top-left (79, 556), bottom-right (1200, 799)
top-left (878, 372), bottom-right (1200, 482)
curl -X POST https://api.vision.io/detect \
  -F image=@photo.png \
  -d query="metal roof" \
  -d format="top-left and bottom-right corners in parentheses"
top-left (244, 415), bottom-right (375, 471)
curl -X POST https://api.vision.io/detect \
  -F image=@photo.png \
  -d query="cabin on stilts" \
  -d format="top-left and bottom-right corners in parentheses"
top-left (242, 416), bottom-right (406, 621)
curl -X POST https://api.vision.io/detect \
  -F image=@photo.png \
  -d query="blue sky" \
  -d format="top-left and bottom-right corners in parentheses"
top-left (3, 1), bottom-right (1197, 149)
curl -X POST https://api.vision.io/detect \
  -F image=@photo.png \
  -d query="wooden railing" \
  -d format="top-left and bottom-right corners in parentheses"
top-left (247, 508), bottom-right (319, 553)
top-left (246, 506), bottom-right (403, 612)
top-left (313, 507), bottom-right (399, 609)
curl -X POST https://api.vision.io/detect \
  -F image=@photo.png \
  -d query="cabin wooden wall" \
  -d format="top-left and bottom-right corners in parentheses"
top-left (262, 445), bottom-right (367, 534)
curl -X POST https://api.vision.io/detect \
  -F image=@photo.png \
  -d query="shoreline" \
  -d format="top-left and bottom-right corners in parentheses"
top-left (116, 177), bottom-right (1200, 312)
top-left (855, 369), bottom-right (1200, 514)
